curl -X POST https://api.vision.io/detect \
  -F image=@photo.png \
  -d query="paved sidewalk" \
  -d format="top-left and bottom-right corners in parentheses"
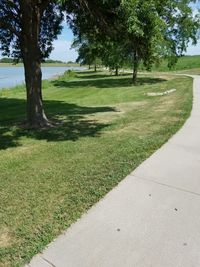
top-left (27, 75), bottom-right (200, 267)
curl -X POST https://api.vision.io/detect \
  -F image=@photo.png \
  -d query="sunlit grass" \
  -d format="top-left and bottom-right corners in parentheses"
top-left (0, 71), bottom-right (193, 267)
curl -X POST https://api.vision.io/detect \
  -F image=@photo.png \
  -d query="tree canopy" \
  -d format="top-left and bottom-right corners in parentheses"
top-left (70, 0), bottom-right (199, 83)
top-left (0, 1), bottom-right (64, 127)
top-left (0, 1), bottom-right (63, 60)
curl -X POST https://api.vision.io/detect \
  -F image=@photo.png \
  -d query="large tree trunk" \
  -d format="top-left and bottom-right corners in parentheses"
top-left (132, 50), bottom-right (139, 85)
top-left (20, 1), bottom-right (49, 128)
top-left (23, 53), bottom-right (49, 127)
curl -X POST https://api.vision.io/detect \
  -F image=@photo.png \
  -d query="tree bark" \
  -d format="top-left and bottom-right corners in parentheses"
top-left (23, 52), bottom-right (49, 127)
top-left (94, 58), bottom-right (97, 72)
top-left (132, 50), bottom-right (139, 85)
top-left (20, 1), bottom-right (49, 128)
top-left (115, 66), bottom-right (119, 76)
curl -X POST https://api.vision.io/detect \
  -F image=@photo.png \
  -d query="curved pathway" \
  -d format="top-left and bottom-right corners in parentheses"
top-left (27, 75), bottom-right (200, 267)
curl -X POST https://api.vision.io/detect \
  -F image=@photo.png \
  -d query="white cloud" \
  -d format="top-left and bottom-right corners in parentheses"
top-left (49, 40), bottom-right (78, 62)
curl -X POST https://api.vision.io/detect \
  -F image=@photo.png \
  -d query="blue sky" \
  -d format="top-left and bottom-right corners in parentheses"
top-left (50, 24), bottom-right (78, 62)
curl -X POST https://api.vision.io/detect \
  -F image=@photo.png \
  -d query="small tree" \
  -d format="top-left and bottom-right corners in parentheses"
top-left (72, 36), bottom-right (102, 71)
top-left (101, 41), bottom-right (128, 76)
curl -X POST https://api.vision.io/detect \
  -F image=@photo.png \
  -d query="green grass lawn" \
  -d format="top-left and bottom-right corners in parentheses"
top-left (0, 71), bottom-right (193, 267)
top-left (150, 55), bottom-right (200, 72)
top-left (175, 68), bottom-right (200, 75)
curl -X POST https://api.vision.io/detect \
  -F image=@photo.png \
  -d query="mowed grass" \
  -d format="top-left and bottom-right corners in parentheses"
top-left (0, 71), bottom-right (193, 266)
top-left (150, 55), bottom-right (200, 72)
top-left (175, 68), bottom-right (200, 75)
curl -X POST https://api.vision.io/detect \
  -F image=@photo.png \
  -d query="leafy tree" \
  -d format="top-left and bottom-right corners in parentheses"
top-left (101, 41), bottom-right (128, 76)
top-left (68, 0), bottom-right (199, 84)
top-left (118, 0), bottom-right (200, 83)
top-left (72, 36), bottom-right (102, 71)
top-left (0, 0), bottom-right (120, 127)
top-left (67, 0), bottom-right (125, 75)
top-left (72, 36), bottom-right (126, 74)
top-left (0, 1), bottom-right (63, 127)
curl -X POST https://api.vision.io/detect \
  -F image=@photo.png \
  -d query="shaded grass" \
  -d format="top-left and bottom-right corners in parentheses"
top-left (0, 71), bottom-right (193, 267)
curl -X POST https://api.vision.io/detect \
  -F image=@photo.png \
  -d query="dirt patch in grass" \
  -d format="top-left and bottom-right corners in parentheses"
top-left (88, 101), bottom-right (148, 123)
top-left (0, 227), bottom-right (12, 248)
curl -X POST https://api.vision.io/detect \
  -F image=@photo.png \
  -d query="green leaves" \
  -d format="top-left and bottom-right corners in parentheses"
top-left (0, 1), bottom-right (63, 60)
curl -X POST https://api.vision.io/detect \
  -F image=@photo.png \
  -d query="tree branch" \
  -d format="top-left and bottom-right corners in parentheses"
top-left (39, 0), bottom-right (50, 13)
top-left (0, 20), bottom-right (21, 38)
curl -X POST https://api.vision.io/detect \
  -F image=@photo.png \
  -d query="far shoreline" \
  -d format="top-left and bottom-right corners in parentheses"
top-left (0, 62), bottom-right (80, 67)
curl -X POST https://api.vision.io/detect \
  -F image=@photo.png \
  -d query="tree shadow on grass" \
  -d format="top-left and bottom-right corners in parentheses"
top-left (75, 71), bottom-right (134, 80)
top-left (52, 76), bottom-right (167, 89)
top-left (76, 70), bottom-right (97, 75)
top-left (0, 98), bottom-right (116, 150)
top-left (77, 73), bottom-right (113, 80)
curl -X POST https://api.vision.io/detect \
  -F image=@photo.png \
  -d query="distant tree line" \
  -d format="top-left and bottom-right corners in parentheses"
top-left (0, 57), bottom-right (68, 64)
top-left (0, 57), bottom-right (16, 63)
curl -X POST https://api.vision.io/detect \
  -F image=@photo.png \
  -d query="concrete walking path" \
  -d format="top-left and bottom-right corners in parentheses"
top-left (27, 75), bottom-right (200, 267)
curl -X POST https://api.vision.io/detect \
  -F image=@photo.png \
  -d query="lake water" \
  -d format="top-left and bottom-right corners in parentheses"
top-left (0, 66), bottom-right (83, 89)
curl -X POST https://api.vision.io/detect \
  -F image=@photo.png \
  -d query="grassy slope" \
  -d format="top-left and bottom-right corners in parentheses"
top-left (150, 55), bottom-right (200, 72)
top-left (0, 71), bottom-right (193, 266)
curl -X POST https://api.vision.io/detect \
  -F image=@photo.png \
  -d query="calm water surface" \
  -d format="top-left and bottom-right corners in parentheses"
top-left (0, 66), bottom-right (82, 89)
